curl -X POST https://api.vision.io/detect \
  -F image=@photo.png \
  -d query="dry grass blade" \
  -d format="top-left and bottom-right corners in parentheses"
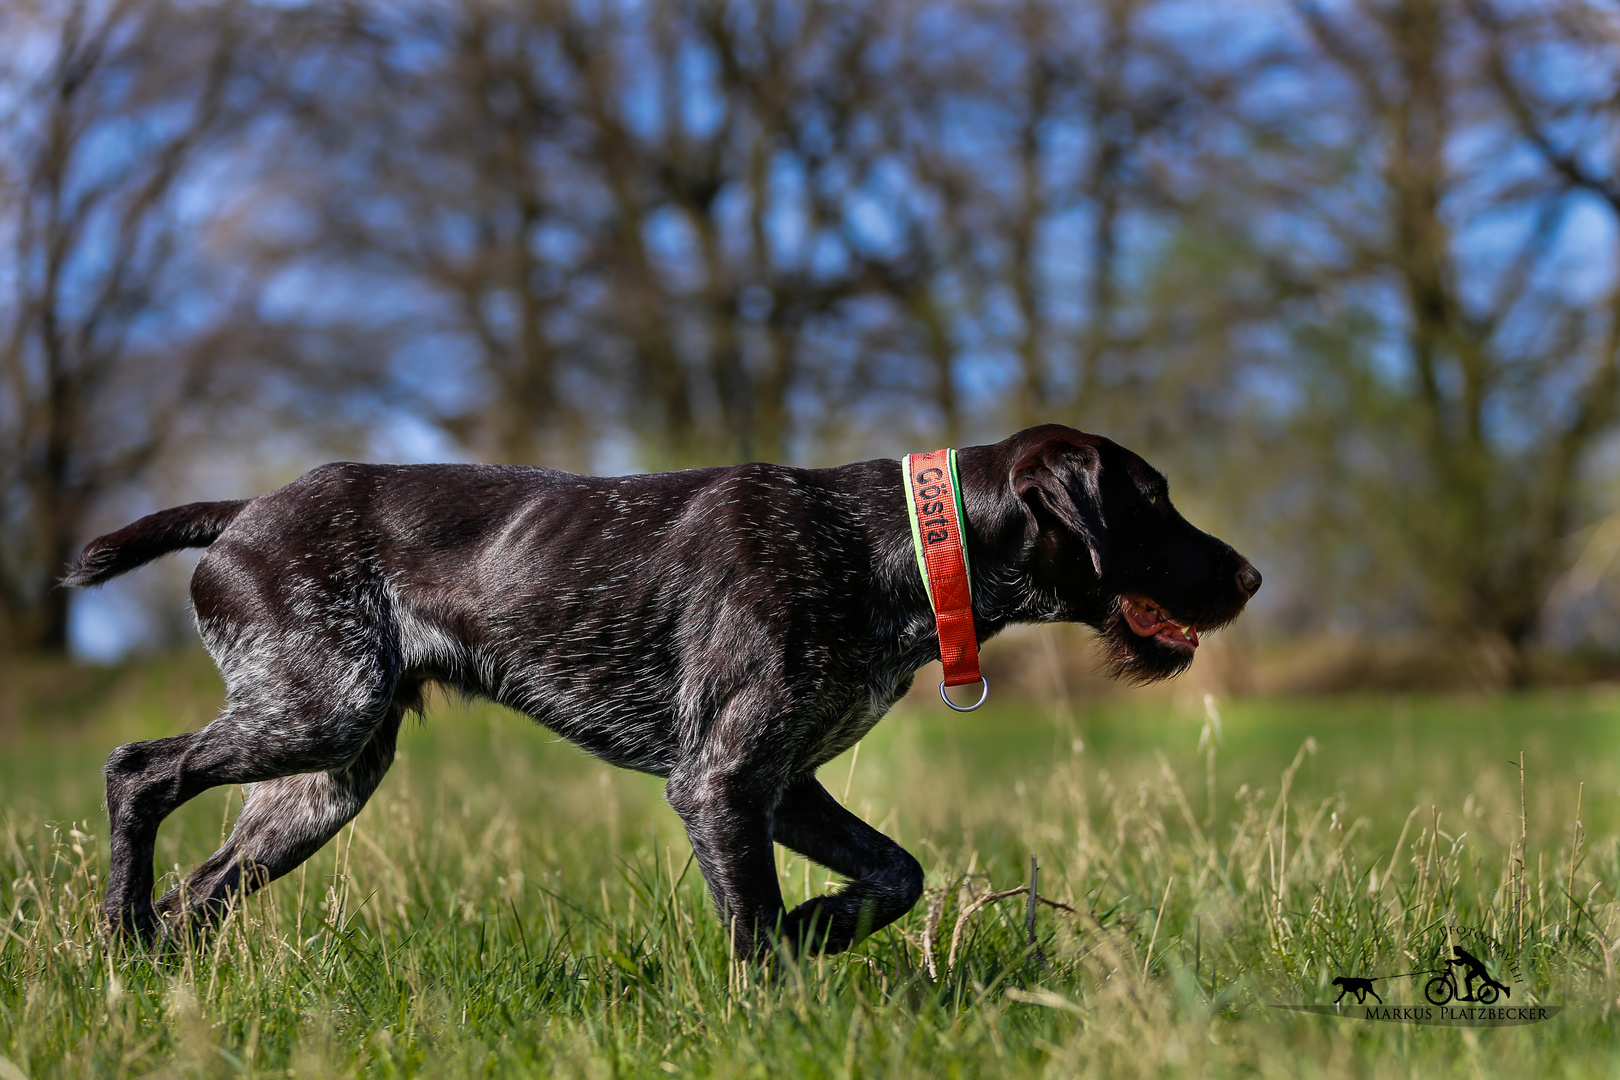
top-left (946, 885), bottom-right (1079, 973)
top-left (920, 873), bottom-right (961, 980)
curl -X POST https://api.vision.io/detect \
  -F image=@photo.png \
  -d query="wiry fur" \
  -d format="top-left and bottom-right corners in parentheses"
top-left (63, 501), bottom-right (249, 587)
top-left (70, 425), bottom-right (1258, 959)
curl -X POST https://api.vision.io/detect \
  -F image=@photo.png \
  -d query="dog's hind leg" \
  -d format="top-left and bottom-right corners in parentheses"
top-left (770, 775), bottom-right (924, 955)
top-left (103, 625), bottom-right (404, 942)
top-left (103, 699), bottom-right (396, 942)
top-left (154, 706), bottom-right (404, 931)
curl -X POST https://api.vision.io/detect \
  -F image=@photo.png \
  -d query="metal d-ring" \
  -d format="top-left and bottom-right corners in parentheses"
top-left (939, 676), bottom-right (989, 712)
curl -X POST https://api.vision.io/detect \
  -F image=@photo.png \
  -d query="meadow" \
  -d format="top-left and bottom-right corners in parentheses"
top-left (3, 651), bottom-right (1620, 1078)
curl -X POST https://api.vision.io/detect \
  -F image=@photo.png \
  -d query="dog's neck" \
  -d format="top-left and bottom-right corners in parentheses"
top-left (955, 442), bottom-right (1061, 627)
top-left (847, 445), bottom-right (1046, 671)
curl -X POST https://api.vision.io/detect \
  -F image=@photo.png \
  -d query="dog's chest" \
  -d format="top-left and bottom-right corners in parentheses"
top-left (806, 702), bottom-right (882, 768)
top-left (800, 666), bottom-right (915, 769)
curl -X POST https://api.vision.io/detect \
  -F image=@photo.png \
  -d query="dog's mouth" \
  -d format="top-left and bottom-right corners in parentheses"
top-left (1097, 592), bottom-right (1222, 684)
top-left (1120, 595), bottom-right (1200, 654)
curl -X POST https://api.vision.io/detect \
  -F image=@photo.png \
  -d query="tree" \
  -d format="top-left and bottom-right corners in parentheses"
top-left (0, 0), bottom-right (266, 653)
top-left (12, 0), bottom-right (1618, 677)
top-left (1185, 0), bottom-right (1620, 678)
top-left (272, 0), bottom-right (973, 469)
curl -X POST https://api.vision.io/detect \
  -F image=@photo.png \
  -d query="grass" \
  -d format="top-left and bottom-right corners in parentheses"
top-left (3, 652), bottom-right (1620, 1077)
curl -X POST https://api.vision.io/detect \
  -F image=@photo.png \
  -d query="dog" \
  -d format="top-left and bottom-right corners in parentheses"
top-left (68, 424), bottom-right (1260, 959)
top-left (1332, 976), bottom-right (1383, 1005)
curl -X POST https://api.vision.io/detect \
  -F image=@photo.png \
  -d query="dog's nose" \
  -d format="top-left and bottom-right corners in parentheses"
top-left (1236, 563), bottom-right (1262, 597)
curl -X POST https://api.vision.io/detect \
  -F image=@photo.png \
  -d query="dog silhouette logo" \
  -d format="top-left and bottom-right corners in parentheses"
top-left (1331, 976), bottom-right (1382, 1005)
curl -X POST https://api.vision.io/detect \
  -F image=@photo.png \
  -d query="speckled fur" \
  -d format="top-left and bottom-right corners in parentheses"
top-left (71, 425), bottom-right (1259, 959)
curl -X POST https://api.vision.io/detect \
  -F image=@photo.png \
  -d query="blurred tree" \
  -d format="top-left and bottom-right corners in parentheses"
top-left (1173, 0), bottom-right (1620, 680)
top-left (5, 0), bottom-right (1618, 677)
top-left (274, 0), bottom-right (976, 469)
top-left (0, 0), bottom-right (262, 654)
top-left (265, 0), bottom-right (1265, 470)
top-left (259, 0), bottom-right (1620, 680)
top-left (885, 0), bottom-right (1230, 431)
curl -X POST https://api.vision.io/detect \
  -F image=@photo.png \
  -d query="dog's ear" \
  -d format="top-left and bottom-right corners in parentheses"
top-left (1011, 438), bottom-right (1108, 578)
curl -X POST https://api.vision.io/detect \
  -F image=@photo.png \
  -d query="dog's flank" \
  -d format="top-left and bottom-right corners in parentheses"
top-left (70, 424), bottom-right (1260, 960)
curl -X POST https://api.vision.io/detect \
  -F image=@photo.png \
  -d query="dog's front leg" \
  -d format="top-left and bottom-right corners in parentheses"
top-left (771, 775), bottom-right (924, 955)
top-left (665, 768), bottom-right (787, 963)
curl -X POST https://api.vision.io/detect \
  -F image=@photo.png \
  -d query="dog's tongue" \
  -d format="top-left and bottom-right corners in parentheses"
top-left (1157, 623), bottom-right (1199, 648)
top-left (1122, 597), bottom-right (1198, 648)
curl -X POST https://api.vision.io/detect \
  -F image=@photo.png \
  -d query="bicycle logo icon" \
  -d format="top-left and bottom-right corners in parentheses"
top-left (1424, 968), bottom-right (1509, 1005)
top-left (1423, 946), bottom-right (1511, 1005)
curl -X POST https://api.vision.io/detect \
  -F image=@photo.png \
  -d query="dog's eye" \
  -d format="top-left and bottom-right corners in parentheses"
top-left (1148, 496), bottom-right (1158, 506)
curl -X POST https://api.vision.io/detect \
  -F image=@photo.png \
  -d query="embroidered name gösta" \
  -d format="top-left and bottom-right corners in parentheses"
top-left (914, 467), bottom-right (952, 544)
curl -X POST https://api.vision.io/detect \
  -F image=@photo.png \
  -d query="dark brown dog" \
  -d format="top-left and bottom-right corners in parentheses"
top-left (68, 424), bottom-right (1259, 959)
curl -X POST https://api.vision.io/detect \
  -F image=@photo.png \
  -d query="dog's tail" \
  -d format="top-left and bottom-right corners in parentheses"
top-left (63, 500), bottom-right (251, 588)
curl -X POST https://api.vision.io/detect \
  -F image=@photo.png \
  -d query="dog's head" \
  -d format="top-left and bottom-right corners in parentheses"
top-left (996, 425), bottom-right (1261, 683)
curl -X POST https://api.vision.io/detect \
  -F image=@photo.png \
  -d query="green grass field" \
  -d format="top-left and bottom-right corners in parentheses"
top-left (4, 655), bottom-right (1620, 1077)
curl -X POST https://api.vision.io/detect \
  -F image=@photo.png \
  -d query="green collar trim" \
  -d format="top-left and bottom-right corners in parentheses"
top-left (902, 449), bottom-right (972, 611)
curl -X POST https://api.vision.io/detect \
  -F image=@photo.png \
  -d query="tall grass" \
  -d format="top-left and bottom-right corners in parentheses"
top-left (3, 660), bottom-right (1619, 1077)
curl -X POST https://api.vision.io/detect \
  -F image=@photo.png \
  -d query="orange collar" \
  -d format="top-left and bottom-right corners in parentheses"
top-left (903, 449), bottom-right (987, 711)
